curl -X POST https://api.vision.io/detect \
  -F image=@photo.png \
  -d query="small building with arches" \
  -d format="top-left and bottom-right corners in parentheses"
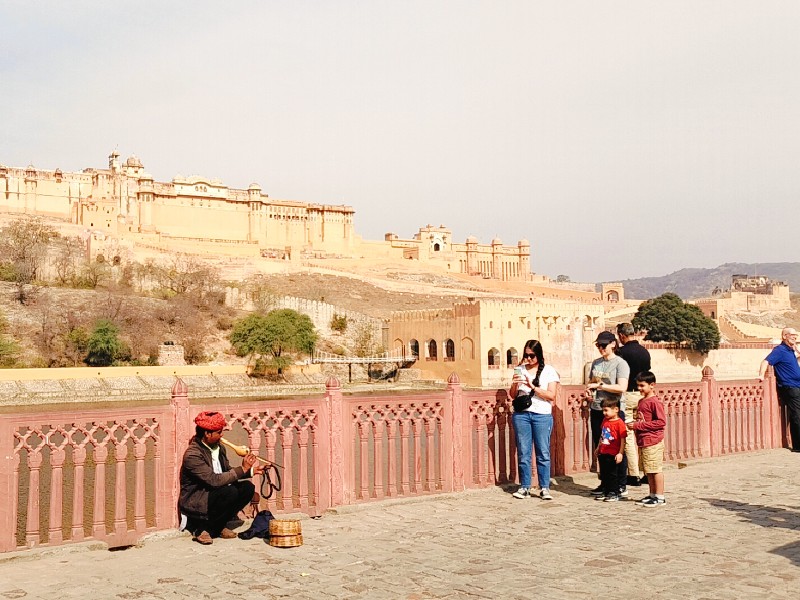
top-left (388, 297), bottom-right (605, 387)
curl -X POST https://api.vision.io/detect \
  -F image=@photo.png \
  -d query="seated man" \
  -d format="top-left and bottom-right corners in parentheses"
top-left (179, 411), bottom-right (263, 544)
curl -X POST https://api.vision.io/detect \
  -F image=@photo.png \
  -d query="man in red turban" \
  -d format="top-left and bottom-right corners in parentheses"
top-left (178, 411), bottom-right (263, 545)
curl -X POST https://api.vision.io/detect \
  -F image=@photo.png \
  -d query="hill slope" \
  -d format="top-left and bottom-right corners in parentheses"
top-left (619, 263), bottom-right (800, 300)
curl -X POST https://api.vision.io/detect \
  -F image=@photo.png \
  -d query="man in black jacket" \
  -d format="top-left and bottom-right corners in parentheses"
top-left (616, 323), bottom-right (652, 485)
top-left (179, 411), bottom-right (263, 544)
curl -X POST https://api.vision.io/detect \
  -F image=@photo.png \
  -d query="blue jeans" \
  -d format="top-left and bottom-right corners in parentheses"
top-left (512, 412), bottom-right (553, 489)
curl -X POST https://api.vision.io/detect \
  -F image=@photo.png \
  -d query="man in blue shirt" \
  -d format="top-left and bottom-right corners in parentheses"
top-left (759, 328), bottom-right (800, 452)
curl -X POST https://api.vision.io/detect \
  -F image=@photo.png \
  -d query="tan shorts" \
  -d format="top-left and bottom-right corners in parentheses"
top-left (623, 391), bottom-right (642, 416)
top-left (638, 440), bottom-right (664, 474)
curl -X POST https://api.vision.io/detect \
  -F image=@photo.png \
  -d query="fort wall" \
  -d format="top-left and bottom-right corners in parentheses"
top-left (1, 154), bottom-right (534, 281)
top-left (388, 298), bottom-right (605, 387)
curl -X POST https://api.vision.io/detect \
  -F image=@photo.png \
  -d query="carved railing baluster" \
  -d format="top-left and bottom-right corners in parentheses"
top-left (71, 446), bottom-right (87, 541)
top-left (92, 444), bottom-right (108, 539)
top-left (25, 451), bottom-right (43, 547)
top-left (47, 448), bottom-right (66, 545)
top-left (386, 417), bottom-right (398, 498)
top-left (134, 441), bottom-right (147, 533)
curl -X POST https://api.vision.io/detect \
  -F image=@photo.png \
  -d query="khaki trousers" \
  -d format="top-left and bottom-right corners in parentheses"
top-left (623, 392), bottom-right (641, 478)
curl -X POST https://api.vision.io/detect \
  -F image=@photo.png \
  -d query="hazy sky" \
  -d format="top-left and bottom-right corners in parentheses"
top-left (2, 1), bottom-right (799, 282)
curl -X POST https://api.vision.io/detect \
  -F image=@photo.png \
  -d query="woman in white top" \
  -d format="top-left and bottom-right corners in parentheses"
top-left (508, 339), bottom-right (560, 500)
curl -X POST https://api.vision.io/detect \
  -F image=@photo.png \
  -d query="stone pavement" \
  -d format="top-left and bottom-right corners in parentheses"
top-left (2, 450), bottom-right (799, 600)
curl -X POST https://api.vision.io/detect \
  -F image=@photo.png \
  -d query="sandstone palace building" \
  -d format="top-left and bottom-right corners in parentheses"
top-left (0, 153), bottom-right (531, 280)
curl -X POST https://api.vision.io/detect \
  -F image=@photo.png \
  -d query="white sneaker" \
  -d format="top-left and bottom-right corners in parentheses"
top-left (512, 487), bottom-right (531, 499)
top-left (539, 488), bottom-right (553, 500)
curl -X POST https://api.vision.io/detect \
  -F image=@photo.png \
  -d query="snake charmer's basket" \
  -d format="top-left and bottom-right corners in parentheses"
top-left (269, 519), bottom-right (303, 547)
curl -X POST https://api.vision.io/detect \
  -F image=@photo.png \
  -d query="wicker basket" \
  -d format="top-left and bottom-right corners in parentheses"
top-left (269, 519), bottom-right (302, 537)
top-left (268, 533), bottom-right (303, 548)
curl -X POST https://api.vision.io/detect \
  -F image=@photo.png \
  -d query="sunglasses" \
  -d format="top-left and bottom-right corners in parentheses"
top-left (595, 342), bottom-right (611, 349)
top-left (523, 353), bottom-right (536, 359)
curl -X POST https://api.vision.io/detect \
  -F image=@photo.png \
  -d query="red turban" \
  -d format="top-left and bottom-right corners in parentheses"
top-left (194, 411), bottom-right (227, 431)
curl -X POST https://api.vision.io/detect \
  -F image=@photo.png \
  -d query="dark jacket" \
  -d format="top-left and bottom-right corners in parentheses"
top-left (179, 437), bottom-right (247, 519)
top-left (617, 341), bottom-right (651, 392)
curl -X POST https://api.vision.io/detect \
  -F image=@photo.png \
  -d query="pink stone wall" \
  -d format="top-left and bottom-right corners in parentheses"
top-left (0, 369), bottom-right (785, 553)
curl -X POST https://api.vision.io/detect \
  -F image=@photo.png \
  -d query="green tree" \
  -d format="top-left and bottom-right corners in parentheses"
top-left (330, 313), bottom-right (348, 333)
top-left (85, 319), bottom-right (128, 366)
top-left (632, 293), bottom-right (721, 354)
top-left (230, 309), bottom-right (317, 374)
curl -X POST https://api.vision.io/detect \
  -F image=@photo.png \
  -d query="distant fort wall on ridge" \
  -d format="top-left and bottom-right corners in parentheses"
top-left (1, 152), bottom-right (533, 283)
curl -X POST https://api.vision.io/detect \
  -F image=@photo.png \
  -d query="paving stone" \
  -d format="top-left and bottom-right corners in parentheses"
top-left (2, 450), bottom-right (800, 597)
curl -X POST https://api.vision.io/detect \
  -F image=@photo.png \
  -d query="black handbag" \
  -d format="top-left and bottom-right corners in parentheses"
top-left (512, 392), bottom-right (533, 413)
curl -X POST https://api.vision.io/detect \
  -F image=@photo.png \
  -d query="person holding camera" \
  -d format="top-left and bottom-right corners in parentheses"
top-left (509, 339), bottom-right (560, 500)
top-left (585, 331), bottom-right (630, 497)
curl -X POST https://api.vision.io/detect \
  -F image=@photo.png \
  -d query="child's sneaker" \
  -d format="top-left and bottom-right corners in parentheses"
top-left (539, 488), bottom-right (553, 500)
top-left (604, 493), bottom-right (621, 502)
top-left (636, 495), bottom-right (655, 504)
top-left (594, 493), bottom-right (608, 501)
top-left (512, 487), bottom-right (531, 499)
top-left (640, 496), bottom-right (666, 507)
top-left (590, 485), bottom-right (605, 496)
top-left (619, 487), bottom-right (629, 498)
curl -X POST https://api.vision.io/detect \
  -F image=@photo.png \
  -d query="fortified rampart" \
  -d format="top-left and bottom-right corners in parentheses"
top-left (694, 275), bottom-right (791, 325)
top-left (1, 154), bottom-right (541, 283)
top-left (388, 297), bottom-right (605, 387)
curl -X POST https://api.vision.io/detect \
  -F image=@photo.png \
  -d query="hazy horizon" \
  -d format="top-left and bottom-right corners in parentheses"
top-left (3, 1), bottom-right (799, 283)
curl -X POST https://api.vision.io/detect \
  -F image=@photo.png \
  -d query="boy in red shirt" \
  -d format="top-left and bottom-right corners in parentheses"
top-left (627, 371), bottom-right (667, 506)
top-left (595, 397), bottom-right (628, 502)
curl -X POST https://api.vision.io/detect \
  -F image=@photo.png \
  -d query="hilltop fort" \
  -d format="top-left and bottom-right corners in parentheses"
top-left (1, 152), bottom-right (792, 387)
top-left (0, 152), bottom-right (532, 282)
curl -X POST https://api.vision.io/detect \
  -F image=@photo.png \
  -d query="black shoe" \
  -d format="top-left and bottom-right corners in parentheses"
top-left (590, 485), bottom-right (605, 496)
top-left (627, 476), bottom-right (643, 486)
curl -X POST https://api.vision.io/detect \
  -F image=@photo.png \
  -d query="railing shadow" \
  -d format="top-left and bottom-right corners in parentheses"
top-left (551, 475), bottom-right (599, 497)
top-left (702, 498), bottom-right (800, 567)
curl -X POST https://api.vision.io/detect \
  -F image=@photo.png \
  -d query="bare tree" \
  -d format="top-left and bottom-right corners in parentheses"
top-left (52, 235), bottom-right (86, 286)
top-left (0, 217), bottom-right (57, 304)
top-left (243, 274), bottom-right (277, 312)
top-left (0, 309), bottom-right (21, 367)
top-left (79, 259), bottom-right (112, 289)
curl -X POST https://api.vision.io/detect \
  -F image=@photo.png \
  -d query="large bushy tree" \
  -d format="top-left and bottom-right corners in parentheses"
top-left (85, 319), bottom-right (129, 366)
top-left (230, 309), bottom-right (317, 374)
top-left (632, 293), bottom-right (721, 354)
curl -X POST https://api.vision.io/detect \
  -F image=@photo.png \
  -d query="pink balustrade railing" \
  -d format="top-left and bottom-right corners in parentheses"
top-left (0, 368), bottom-right (786, 553)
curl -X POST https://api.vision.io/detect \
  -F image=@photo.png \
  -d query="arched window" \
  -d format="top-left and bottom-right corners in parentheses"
top-left (489, 321), bottom-right (493, 329)
top-left (409, 339), bottom-right (419, 358)
top-left (394, 338), bottom-right (405, 358)
top-left (508, 321), bottom-right (512, 329)
top-left (426, 339), bottom-right (438, 361)
top-left (444, 339), bottom-right (455, 361)
top-left (607, 290), bottom-right (619, 303)
top-left (506, 348), bottom-right (518, 367)
top-left (527, 321), bottom-right (531, 329)
top-left (488, 348), bottom-right (500, 369)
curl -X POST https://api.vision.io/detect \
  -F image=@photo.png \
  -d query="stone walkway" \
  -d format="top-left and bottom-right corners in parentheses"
top-left (2, 450), bottom-right (799, 599)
